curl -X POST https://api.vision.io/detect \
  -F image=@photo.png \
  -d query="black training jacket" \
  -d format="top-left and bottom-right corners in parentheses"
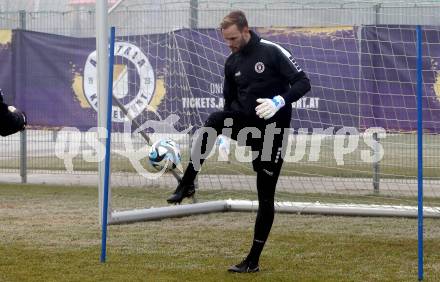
top-left (223, 30), bottom-right (311, 125)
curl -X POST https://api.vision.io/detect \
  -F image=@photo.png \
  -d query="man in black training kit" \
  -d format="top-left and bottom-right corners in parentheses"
top-left (167, 10), bottom-right (311, 273)
top-left (0, 89), bottom-right (27, 137)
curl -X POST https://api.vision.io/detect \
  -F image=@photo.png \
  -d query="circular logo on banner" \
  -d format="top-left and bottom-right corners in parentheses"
top-left (254, 62), bottom-right (265, 73)
top-left (83, 42), bottom-right (155, 122)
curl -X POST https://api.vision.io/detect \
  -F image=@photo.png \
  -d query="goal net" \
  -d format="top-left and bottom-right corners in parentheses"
top-left (99, 20), bottom-right (440, 223)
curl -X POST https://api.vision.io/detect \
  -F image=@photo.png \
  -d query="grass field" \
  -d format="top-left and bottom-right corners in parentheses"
top-left (1, 183), bottom-right (440, 281)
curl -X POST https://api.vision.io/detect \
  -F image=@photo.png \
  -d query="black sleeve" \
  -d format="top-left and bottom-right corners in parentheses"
top-left (0, 91), bottom-right (8, 115)
top-left (275, 48), bottom-right (311, 104)
top-left (223, 58), bottom-right (237, 111)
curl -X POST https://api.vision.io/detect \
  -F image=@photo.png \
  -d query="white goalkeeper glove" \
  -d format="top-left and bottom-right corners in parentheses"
top-left (255, 95), bottom-right (285, 120)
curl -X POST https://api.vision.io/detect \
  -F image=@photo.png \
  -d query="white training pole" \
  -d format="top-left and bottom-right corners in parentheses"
top-left (109, 201), bottom-right (440, 224)
top-left (96, 0), bottom-right (109, 227)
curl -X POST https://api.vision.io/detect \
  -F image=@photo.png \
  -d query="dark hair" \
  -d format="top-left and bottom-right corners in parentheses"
top-left (220, 10), bottom-right (248, 31)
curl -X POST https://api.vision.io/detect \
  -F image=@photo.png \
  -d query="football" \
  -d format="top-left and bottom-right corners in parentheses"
top-left (148, 138), bottom-right (181, 171)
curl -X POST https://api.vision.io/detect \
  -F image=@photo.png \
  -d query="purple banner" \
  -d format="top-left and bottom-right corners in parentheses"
top-left (251, 27), bottom-right (360, 130)
top-left (0, 30), bottom-right (14, 105)
top-left (361, 25), bottom-right (440, 132)
top-left (14, 30), bottom-right (97, 129)
top-left (6, 26), bottom-right (440, 133)
top-left (173, 27), bottom-right (362, 130)
top-left (13, 30), bottom-right (170, 130)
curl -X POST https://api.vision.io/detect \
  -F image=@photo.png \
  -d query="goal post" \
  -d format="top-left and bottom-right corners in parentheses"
top-left (109, 200), bottom-right (440, 225)
top-left (94, 5), bottom-right (440, 225)
top-left (96, 0), bottom-right (110, 229)
top-left (99, 24), bottom-right (440, 225)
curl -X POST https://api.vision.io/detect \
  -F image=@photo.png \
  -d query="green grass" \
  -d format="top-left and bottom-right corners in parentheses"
top-left (1, 183), bottom-right (440, 281)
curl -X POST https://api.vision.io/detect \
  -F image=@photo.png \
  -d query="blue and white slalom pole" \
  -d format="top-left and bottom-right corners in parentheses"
top-left (416, 25), bottom-right (424, 281)
top-left (100, 26), bottom-right (116, 263)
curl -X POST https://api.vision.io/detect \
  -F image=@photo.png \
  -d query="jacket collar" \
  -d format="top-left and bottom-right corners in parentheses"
top-left (240, 30), bottom-right (260, 55)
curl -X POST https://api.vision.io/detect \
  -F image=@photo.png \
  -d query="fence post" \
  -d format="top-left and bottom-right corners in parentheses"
top-left (190, 0), bottom-right (198, 28)
top-left (19, 10), bottom-right (27, 184)
top-left (20, 131), bottom-right (27, 183)
top-left (374, 4), bottom-right (381, 25)
top-left (19, 10), bottom-right (26, 29)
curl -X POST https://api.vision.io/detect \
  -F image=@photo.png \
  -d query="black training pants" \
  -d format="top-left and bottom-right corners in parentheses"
top-left (189, 110), bottom-right (289, 242)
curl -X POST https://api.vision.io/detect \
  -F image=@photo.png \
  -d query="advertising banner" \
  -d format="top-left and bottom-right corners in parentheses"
top-left (7, 26), bottom-right (440, 132)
